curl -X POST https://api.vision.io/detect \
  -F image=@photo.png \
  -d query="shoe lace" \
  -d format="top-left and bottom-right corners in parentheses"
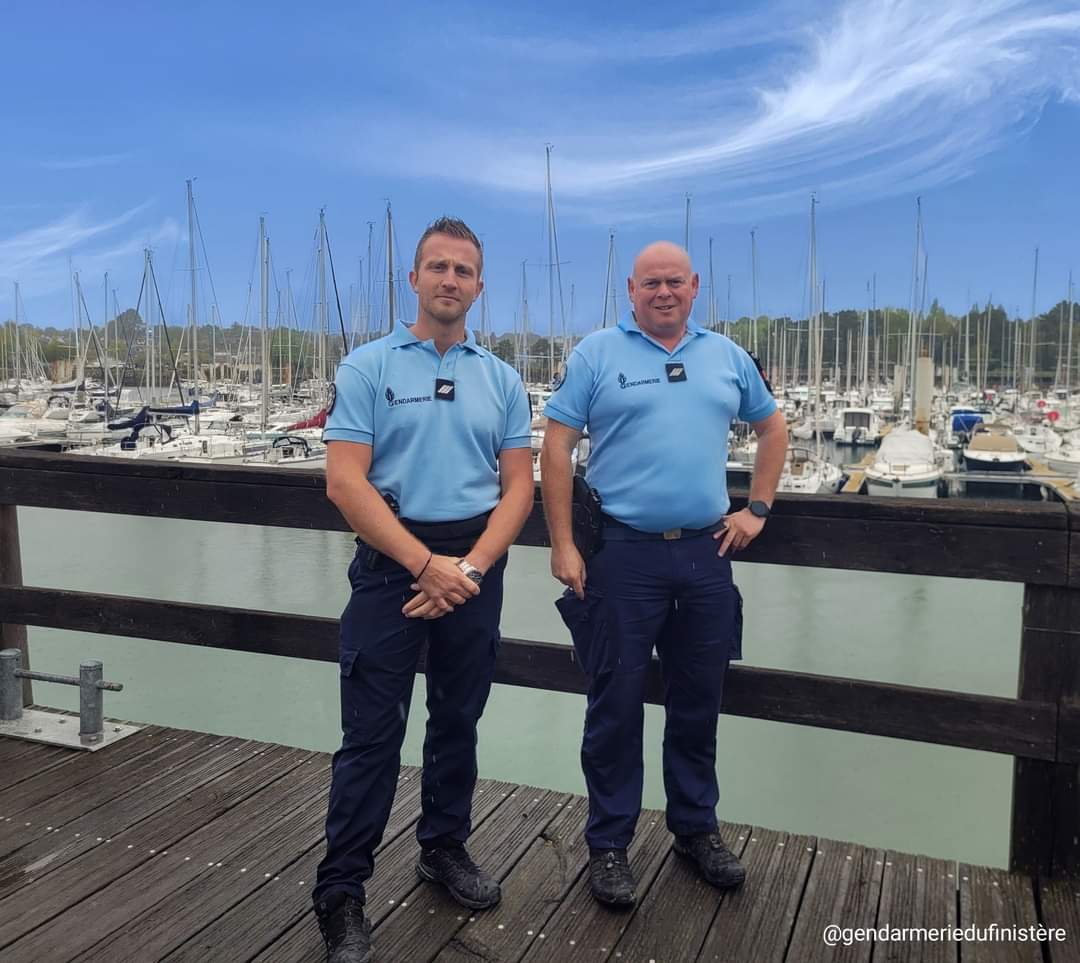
top-left (439, 847), bottom-right (481, 877)
top-left (318, 898), bottom-right (369, 950)
top-left (594, 849), bottom-right (630, 883)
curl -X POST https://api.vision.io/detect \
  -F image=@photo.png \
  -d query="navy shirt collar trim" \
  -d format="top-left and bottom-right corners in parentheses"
top-left (388, 319), bottom-right (484, 355)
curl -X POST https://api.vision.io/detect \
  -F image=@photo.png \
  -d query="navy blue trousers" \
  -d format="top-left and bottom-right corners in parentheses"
top-left (313, 546), bottom-right (506, 906)
top-left (557, 533), bottom-right (741, 850)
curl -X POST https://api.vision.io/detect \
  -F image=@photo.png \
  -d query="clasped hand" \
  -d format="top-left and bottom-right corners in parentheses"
top-left (402, 554), bottom-right (481, 619)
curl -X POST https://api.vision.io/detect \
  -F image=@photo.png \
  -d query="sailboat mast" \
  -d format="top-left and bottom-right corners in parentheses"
top-left (386, 202), bottom-right (396, 336)
top-left (809, 195), bottom-right (822, 458)
top-left (708, 237), bottom-right (716, 332)
top-left (602, 231), bottom-right (616, 329)
top-left (1028, 247), bottom-right (1039, 391)
top-left (103, 272), bottom-right (110, 401)
top-left (750, 228), bottom-right (758, 356)
top-left (186, 179), bottom-right (198, 398)
top-left (318, 208), bottom-right (328, 385)
top-left (683, 194), bottom-right (691, 251)
top-left (1066, 273), bottom-right (1074, 400)
top-left (12, 282), bottom-right (20, 393)
top-left (260, 216), bottom-right (269, 431)
top-left (545, 144), bottom-right (556, 385)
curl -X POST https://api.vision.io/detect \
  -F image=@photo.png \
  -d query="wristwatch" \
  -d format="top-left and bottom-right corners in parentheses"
top-left (457, 559), bottom-right (484, 585)
top-left (748, 500), bottom-right (771, 519)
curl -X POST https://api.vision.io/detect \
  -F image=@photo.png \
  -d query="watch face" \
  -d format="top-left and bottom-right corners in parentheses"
top-left (750, 501), bottom-right (770, 518)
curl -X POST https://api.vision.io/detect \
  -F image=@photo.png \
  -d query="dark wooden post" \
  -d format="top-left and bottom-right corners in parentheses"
top-left (0, 503), bottom-right (32, 706)
top-left (1010, 581), bottom-right (1080, 876)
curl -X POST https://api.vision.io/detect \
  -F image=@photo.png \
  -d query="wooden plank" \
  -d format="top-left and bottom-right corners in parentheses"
top-left (0, 734), bottom-right (236, 900)
top-left (0, 449), bottom-right (1066, 528)
top-left (178, 775), bottom-right (511, 963)
top-left (0, 738), bottom-right (87, 791)
top-left (610, 821), bottom-right (751, 963)
top-left (0, 503), bottom-right (31, 705)
top-left (252, 777), bottom-right (522, 963)
top-left (957, 863), bottom-right (1040, 963)
top-left (162, 765), bottom-right (423, 963)
top-left (518, 808), bottom-right (673, 963)
top-left (0, 586), bottom-right (1059, 759)
top-left (1037, 879), bottom-right (1080, 963)
top-left (48, 760), bottom-right (324, 963)
top-left (696, 827), bottom-right (815, 963)
top-left (374, 789), bottom-right (569, 962)
top-left (870, 852), bottom-right (956, 963)
top-left (784, 838), bottom-right (885, 963)
top-left (3, 748), bottom-right (322, 962)
top-left (72, 763), bottom-right (332, 963)
top-left (435, 795), bottom-right (590, 963)
top-left (0, 464), bottom-right (348, 533)
top-left (0, 451), bottom-right (1070, 584)
top-left (0, 742), bottom-right (307, 952)
top-left (1011, 585), bottom-right (1080, 876)
top-left (0, 737), bottom-right (67, 764)
top-left (0, 725), bottom-right (163, 823)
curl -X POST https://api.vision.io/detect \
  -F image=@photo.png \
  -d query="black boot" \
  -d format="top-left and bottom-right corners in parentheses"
top-left (416, 845), bottom-right (501, 909)
top-left (588, 848), bottom-right (636, 908)
top-left (673, 831), bottom-right (746, 888)
top-left (315, 895), bottom-right (373, 963)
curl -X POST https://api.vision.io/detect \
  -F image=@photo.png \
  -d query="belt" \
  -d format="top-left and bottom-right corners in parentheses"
top-left (354, 511), bottom-right (490, 549)
top-left (401, 512), bottom-right (490, 541)
top-left (601, 514), bottom-right (725, 542)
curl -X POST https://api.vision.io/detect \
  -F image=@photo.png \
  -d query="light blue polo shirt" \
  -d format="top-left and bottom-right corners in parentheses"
top-left (324, 321), bottom-right (532, 522)
top-left (544, 312), bottom-right (776, 532)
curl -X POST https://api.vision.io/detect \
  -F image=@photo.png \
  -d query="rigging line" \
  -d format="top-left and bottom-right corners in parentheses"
top-left (192, 201), bottom-right (234, 360)
top-left (147, 257), bottom-right (186, 404)
top-left (115, 275), bottom-right (146, 410)
top-left (322, 219), bottom-right (350, 354)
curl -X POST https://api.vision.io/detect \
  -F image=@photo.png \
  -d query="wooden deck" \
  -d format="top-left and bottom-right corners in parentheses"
top-left (1, 725), bottom-right (1078, 963)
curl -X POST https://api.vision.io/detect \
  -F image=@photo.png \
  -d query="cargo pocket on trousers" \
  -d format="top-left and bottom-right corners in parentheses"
top-left (730, 585), bottom-right (744, 661)
top-left (555, 589), bottom-right (606, 679)
top-left (340, 645), bottom-right (360, 678)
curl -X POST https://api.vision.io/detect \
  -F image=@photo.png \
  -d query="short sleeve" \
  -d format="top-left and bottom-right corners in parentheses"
top-left (500, 373), bottom-right (532, 451)
top-left (543, 349), bottom-right (593, 430)
top-left (323, 360), bottom-right (376, 444)
top-left (736, 348), bottom-right (778, 423)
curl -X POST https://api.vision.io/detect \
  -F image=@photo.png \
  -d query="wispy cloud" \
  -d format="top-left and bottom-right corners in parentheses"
top-left (335, 0), bottom-right (1080, 219)
top-left (0, 204), bottom-right (178, 306)
top-left (40, 152), bottom-right (134, 171)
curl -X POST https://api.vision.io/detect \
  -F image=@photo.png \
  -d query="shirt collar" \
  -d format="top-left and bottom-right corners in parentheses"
top-left (389, 319), bottom-right (484, 355)
top-left (618, 311), bottom-right (707, 343)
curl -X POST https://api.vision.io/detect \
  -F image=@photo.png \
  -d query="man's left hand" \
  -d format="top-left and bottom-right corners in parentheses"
top-left (403, 589), bottom-right (451, 620)
top-left (714, 508), bottom-right (766, 556)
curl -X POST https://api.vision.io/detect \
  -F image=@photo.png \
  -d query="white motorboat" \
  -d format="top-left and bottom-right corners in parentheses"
top-left (777, 446), bottom-right (843, 494)
top-left (962, 423), bottom-right (1028, 473)
top-left (1014, 422), bottom-right (1063, 455)
top-left (833, 407), bottom-right (881, 446)
top-left (864, 429), bottom-right (943, 498)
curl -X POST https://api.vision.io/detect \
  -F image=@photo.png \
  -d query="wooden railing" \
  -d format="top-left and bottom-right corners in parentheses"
top-left (0, 449), bottom-right (1078, 876)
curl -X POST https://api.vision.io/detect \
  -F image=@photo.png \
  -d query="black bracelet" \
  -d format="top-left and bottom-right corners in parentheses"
top-left (415, 552), bottom-right (433, 580)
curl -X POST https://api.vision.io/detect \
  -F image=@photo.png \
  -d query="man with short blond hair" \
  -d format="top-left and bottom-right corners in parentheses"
top-left (540, 240), bottom-right (787, 907)
top-left (313, 217), bottom-right (534, 962)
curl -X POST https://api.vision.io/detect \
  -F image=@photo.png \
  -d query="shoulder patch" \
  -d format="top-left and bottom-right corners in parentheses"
top-left (326, 382), bottom-right (337, 416)
top-left (551, 369), bottom-right (565, 391)
top-left (747, 351), bottom-right (774, 396)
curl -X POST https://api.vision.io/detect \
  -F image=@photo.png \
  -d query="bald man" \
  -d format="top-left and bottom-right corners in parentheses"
top-left (540, 241), bottom-right (787, 907)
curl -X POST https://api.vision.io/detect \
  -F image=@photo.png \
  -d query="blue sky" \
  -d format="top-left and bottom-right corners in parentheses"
top-left (2, 0), bottom-right (1079, 337)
